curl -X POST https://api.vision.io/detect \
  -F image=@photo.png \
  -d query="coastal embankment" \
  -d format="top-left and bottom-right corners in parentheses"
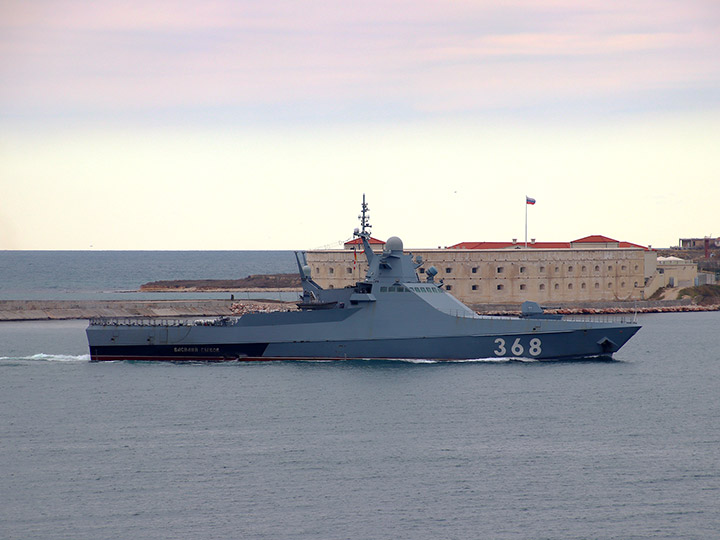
top-left (0, 299), bottom-right (295, 321)
top-left (1, 298), bottom-right (717, 321)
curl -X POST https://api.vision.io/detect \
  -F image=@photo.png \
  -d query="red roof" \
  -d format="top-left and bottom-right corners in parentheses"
top-left (344, 237), bottom-right (385, 246)
top-left (449, 236), bottom-right (650, 250)
top-left (572, 235), bottom-right (619, 243)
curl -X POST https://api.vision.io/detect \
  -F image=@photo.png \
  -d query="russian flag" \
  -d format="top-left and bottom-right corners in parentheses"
top-left (526, 196), bottom-right (536, 205)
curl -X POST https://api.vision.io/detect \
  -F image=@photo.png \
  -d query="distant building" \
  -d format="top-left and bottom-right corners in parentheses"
top-left (306, 234), bottom-right (698, 305)
top-left (679, 237), bottom-right (720, 249)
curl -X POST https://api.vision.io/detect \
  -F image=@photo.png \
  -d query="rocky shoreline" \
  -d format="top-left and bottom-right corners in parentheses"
top-left (1, 298), bottom-right (717, 322)
top-left (139, 274), bottom-right (301, 292)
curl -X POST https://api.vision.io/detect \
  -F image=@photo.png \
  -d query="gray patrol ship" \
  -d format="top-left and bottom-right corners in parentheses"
top-left (87, 198), bottom-right (640, 362)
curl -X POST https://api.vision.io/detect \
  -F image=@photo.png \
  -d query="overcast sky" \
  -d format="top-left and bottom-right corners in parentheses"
top-left (1, 1), bottom-right (718, 250)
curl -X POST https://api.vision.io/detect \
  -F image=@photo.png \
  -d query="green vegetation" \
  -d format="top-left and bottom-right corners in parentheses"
top-left (677, 284), bottom-right (720, 305)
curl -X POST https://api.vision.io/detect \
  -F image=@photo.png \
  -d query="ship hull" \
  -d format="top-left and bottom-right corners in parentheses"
top-left (87, 324), bottom-right (640, 362)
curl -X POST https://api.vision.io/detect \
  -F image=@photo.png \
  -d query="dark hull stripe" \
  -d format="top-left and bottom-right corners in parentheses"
top-left (90, 354), bottom-right (347, 362)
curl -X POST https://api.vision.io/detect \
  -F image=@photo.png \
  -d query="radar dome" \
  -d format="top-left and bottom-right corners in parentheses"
top-left (385, 236), bottom-right (403, 252)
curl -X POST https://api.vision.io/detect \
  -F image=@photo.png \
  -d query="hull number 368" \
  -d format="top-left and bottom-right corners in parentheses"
top-left (493, 337), bottom-right (542, 357)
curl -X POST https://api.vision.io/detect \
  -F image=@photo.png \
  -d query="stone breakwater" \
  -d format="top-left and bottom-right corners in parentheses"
top-left (0, 300), bottom-right (295, 321)
top-left (1, 299), bottom-right (717, 321)
top-left (481, 304), bottom-right (720, 317)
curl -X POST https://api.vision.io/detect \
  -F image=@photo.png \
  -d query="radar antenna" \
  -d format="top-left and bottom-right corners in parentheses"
top-left (358, 193), bottom-right (372, 236)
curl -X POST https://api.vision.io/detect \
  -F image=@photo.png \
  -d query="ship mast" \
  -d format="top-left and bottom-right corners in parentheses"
top-left (358, 193), bottom-right (371, 236)
top-left (354, 194), bottom-right (376, 271)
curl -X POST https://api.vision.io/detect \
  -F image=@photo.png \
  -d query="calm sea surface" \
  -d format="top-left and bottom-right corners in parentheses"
top-left (1, 252), bottom-right (719, 539)
top-left (0, 250), bottom-right (296, 300)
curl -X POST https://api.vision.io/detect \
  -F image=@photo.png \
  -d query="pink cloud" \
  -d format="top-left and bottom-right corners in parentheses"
top-left (1, 0), bottom-right (718, 117)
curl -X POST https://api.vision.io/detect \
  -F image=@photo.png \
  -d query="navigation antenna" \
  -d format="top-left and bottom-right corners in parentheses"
top-left (358, 194), bottom-right (372, 237)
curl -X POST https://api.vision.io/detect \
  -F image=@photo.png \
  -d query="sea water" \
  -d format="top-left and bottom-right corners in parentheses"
top-left (0, 250), bottom-right (296, 300)
top-left (1, 253), bottom-right (719, 539)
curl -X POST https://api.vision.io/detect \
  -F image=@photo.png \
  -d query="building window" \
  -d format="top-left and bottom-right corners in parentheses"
top-left (555, 266), bottom-right (559, 272)
top-left (595, 282), bottom-right (600, 289)
top-left (634, 265), bottom-right (639, 271)
top-left (568, 265), bottom-right (574, 272)
top-left (346, 267), bottom-right (352, 274)
top-left (419, 268), bottom-right (425, 274)
top-left (328, 284), bottom-right (334, 289)
top-left (621, 281), bottom-right (626, 288)
top-left (607, 282), bottom-right (612, 288)
top-left (634, 281), bottom-right (639, 287)
top-left (568, 283), bottom-right (573, 289)
top-left (621, 265), bottom-right (627, 271)
top-left (608, 265), bottom-right (613, 272)
top-left (316, 267), bottom-right (320, 273)
top-left (594, 265), bottom-right (600, 272)
top-left (539, 284), bottom-right (546, 291)
top-left (497, 266), bottom-right (504, 273)
top-left (497, 284), bottom-right (504, 290)
top-left (472, 267), bottom-right (478, 274)
top-left (446, 267), bottom-right (453, 274)
top-left (582, 265), bottom-right (587, 272)
top-left (539, 266), bottom-right (545, 273)
top-left (520, 266), bottom-right (526, 274)
top-left (471, 284), bottom-right (478, 291)
top-left (581, 282), bottom-right (587, 289)
top-left (446, 285), bottom-right (452, 291)
top-left (329, 267), bottom-right (334, 274)
top-left (554, 283), bottom-right (559, 290)
top-left (520, 284), bottom-right (526, 290)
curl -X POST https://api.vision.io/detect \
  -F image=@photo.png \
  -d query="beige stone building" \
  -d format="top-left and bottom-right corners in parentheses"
top-left (305, 235), bottom-right (695, 305)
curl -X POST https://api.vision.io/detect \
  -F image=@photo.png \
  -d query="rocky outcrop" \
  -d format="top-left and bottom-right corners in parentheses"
top-left (140, 274), bottom-right (301, 291)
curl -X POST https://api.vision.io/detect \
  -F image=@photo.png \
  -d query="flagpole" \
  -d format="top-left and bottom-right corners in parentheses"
top-left (525, 197), bottom-right (528, 248)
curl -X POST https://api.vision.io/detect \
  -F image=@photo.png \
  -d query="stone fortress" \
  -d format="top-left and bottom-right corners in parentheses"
top-left (306, 235), bottom-right (701, 306)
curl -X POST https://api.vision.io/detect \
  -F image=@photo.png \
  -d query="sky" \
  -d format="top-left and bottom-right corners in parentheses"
top-left (1, 0), bottom-right (719, 250)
